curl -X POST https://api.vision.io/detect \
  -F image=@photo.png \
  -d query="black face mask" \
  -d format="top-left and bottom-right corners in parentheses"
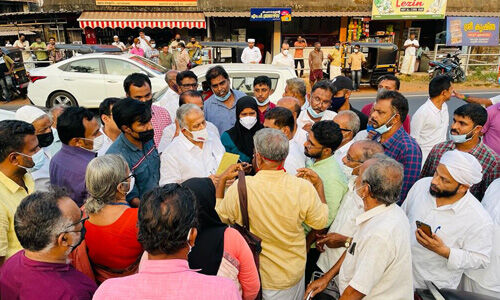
top-left (176, 38), bottom-right (180, 42)
top-left (136, 129), bottom-right (154, 143)
top-left (37, 131), bottom-right (54, 148)
top-left (144, 99), bottom-right (153, 107)
top-left (70, 225), bottom-right (86, 253)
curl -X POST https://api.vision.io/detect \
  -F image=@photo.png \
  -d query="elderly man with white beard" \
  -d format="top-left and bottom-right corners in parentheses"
top-left (402, 150), bottom-right (494, 289)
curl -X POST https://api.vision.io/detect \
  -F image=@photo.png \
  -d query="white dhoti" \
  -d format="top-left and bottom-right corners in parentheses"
top-left (330, 65), bottom-right (342, 79)
top-left (401, 54), bottom-right (416, 75)
top-left (262, 275), bottom-right (305, 300)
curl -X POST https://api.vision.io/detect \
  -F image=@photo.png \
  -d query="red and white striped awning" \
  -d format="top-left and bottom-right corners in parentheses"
top-left (78, 12), bottom-right (206, 29)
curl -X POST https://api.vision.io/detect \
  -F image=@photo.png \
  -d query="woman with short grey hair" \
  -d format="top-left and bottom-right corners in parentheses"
top-left (84, 154), bottom-right (143, 283)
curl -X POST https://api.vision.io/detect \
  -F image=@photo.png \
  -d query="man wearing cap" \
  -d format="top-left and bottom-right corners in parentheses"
top-left (329, 76), bottom-right (368, 130)
top-left (402, 150), bottom-right (494, 289)
top-left (112, 36), bottom-right (126, 52)
top-left (241, 39), bottom-right (262, 64)
top-left (15, 106), bottom-right (55, 192)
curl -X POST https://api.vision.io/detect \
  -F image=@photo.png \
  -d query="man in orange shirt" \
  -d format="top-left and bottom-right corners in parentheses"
top-left (294, 36), bottom-right (307, 77)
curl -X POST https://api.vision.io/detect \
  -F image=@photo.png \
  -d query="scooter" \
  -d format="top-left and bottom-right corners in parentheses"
top-left (428, 52), bottom-right (466, 83)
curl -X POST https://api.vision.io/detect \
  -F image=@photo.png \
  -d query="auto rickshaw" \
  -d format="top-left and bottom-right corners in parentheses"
top-left (199, 41), bottom-right (248, 64)
top-left (0, 46), bottom-right (30, 97)
top-left (343, 42), bottom-right (398, 87)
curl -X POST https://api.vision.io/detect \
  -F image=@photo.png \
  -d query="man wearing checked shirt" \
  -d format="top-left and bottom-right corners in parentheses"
top-left (367, 90), bottom-right (422, 203)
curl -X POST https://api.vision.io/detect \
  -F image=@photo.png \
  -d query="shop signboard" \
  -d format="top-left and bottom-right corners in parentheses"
top-left (250, 8), bottom-right (292, 22)
top-left (446, 17), bottom-right (499, 46)
top-left (96, 0), bottom-right (197, 6)
top-left (372, 0), bottom-right (447, 20)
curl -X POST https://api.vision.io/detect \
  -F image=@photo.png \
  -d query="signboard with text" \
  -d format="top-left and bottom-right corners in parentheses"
top-left (250, 8), bottom-right (292, 22)
top-left (96, 0), bottom-right (196, 6)
top-left (446, 17), bottom-right (499, 46)
top-left (372, 0), bottom-right (446, 20)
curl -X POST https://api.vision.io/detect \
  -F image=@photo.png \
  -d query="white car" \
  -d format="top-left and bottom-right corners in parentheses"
top-left (28, 53), bottom-right (168, 108)
top-left (192, 63), bottom-right (296, 103)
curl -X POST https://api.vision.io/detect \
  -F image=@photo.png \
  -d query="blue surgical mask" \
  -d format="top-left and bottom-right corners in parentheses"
top-left (16, 149), bottom-right (47, 173)
top-left (214, 90), bottom-right (232, 102)
top-left (255, 97), bottom-right (270, 107)
top-left (307, 106), bottom-right (324, 119)
top-left (374, 114), bottom-right (396, 135)
top-left (449, 126), bottom-right (477, 144)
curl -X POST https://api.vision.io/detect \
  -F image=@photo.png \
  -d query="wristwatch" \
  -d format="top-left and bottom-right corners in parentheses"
top-left (345, 237), bottom-right (352, 248)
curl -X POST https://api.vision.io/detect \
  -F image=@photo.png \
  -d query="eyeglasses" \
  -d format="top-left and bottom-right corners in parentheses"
top-left (340, 128), bottom-right (352, 132)
top-left (59, 211), bottom-right (88, 235)
top-left (310, 96), bottom-right (332, 107)
top-left (121, 172), bottom-right (135, 183)
top-left (345, 154), bottom-right (363, 164)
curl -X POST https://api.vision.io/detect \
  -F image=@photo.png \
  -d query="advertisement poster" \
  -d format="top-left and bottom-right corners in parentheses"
top-left (372, 0), bottom-right (447, 20)
top-left (250, 8), bottom-right (292, 22)
top-left (96, 0), bottom-right (196, 6)
top-left (446, 17), bottom-right (499, 46)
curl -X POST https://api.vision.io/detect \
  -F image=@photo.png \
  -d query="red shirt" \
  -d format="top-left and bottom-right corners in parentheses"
top-left (85, 208), bottom-right (143, 270)
top-left (361, 102), bottom-right (411, 134)
top-left (258, 102), bottom-right (276, 124)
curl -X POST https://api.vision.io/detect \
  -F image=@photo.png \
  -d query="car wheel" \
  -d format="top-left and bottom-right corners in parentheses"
top-left (48, 91), bottom-right (78, 108)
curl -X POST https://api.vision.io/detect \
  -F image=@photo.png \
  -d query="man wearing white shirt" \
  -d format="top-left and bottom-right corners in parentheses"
top-left (333, 111), bottom-right (360, 178)
top-left (402, 150), bottom-right (493, 289)
top-left (282, 78), bottom-right (308, 112)
top-left (137, 31), bottom-right (151, 53)
top-left (315, 141), bottom-right (384, 290)
top-left (97, 98), bottom-right (121, 156)
top-left (411, 75), bottom-right (452, 163)
top-left (158, 90), bottom-right (219, 154)
top-left (297, 81), bottom-right (337, 132)
top-left (112, 35), bottom-right (126, 51)
top-left (461, 178), bottom-right (500, 298)
top-left (263, 107), bottom-right (305, 176)
top-left (277, 96), bottom-right (308, 154)
top-left (160, 104), bottom-right (224, 185)
top-left (401, 33), bottom-right (419, 75)
top-left (241, 38), bottom-right (261, 64)
top-left (157, 70), bottom-right (179, 118)
top-left (272, 43), bottom-right (294, 68)
top-left (306, 155), bottom-right (413, 299)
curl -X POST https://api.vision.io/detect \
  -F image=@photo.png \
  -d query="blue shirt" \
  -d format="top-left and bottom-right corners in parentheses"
top-left (375, 126), bottom-right (422, 203)
top-left (106, 133), bottom-right (160, 202)
top-left (49, 144), bottom-right (96, 207)
top-left (204, 89), bottom-right (246, 134)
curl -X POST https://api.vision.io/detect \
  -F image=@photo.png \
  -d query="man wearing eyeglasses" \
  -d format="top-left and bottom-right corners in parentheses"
top-left (296, 81), bottom-right (337, 133)
top-left (157, 70), bottom-right (180, 121)
top-left (0, 189), bottom-right (97, 299)
top-left (333, 111), bottom-right (361, 179)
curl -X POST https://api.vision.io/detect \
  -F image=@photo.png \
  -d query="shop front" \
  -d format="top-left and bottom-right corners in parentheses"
top-left (77, 11), bottom-right (207, 46)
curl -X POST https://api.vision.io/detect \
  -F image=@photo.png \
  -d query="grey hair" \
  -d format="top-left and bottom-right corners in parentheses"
top-left (253, 128), bottom-right (289, 161)
top-left (176, 103), bottom-right (202, 128)
top-left (85, 154), bottom-right (129, 214)
top-left (337, 110), bottom-right (360, 135)
top-left (361, 156), bottom-right (403, 205)
top-left (286, 78), bottom-right (306, 98)
top-left (354, 140), bottom-right (385, 162)
top-left (48, 104), bottom-right (67, 122)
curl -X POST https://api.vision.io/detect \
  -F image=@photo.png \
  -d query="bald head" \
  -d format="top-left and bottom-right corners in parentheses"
top-left (166, 70), bottom-right (179, 90)
top-left (343, 140), bottom-right (385, 175)
top-left (277, 97), bottom-right (301, 120)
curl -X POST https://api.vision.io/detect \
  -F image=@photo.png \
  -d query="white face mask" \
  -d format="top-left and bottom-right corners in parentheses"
top-left (120, 174), bottom-right (135, 195)
top-left (151, 44), bottom-right (156, 48)
top-left (80, 134), bottom-right (104, 153)
top-left (283, 49), bottom-right (289, 56)
top-left (354, 49), bottom-right (359, 53)
top-left (239, 116), bottom-right (257, 130)
top-left (184, 127), bottom-right (208, 143)
top-left (186, 228), bottom-right (193, 255)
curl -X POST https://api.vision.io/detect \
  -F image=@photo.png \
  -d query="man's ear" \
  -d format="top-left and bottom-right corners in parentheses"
top-left (345, 90), bottom-right (352, 100)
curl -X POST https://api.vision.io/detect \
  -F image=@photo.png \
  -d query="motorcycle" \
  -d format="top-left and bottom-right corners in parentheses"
top-left (428, 52), bottom-right (466, 83)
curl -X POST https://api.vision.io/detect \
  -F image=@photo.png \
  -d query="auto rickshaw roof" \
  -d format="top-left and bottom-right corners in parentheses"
top-left (200, 41), bottom-right (248, 49)
top-left (350, 42), bottom-right (398, 51)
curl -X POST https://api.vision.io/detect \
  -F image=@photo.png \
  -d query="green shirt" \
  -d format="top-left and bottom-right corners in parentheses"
top-left (159, 52), bottom-right (175, 69)
top-left (30, 42), bottom-right (48, 61)
top-left (304, 155), bottom-right (348, 233)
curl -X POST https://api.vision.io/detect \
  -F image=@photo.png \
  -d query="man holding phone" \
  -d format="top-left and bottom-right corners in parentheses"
top-left (402, 150), bottom-right (494, 289)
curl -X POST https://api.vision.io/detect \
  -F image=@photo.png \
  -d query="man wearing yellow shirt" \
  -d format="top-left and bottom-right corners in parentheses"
top-left (328, 42), bottom-right (343, 80)
top-left (0, 120), bottom-right (38, 266)
top-left (216, 128), bottom-right (329, 300)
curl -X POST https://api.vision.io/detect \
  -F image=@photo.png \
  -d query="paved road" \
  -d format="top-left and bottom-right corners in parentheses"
top-left (350, 89), bottom-right (500, 127)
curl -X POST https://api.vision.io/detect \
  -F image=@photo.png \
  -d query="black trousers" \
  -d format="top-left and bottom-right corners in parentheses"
top-left (295, 58), bottom-right (305, 77)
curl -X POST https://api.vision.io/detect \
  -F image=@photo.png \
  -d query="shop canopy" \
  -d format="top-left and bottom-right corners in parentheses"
top-left (78, 11), bottom-right (206, 29)
top-left (0, 26), bottom-right (42, 37)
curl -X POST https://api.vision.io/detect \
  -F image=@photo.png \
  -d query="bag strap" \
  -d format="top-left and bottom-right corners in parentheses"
top-left (237, 170), bottom-right (250, 230)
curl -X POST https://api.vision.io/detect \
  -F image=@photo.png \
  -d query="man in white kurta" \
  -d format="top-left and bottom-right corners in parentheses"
top-left (159, 105), bottom-right (224, 184)
top-left (402, 150), bottom-right (493, 289)
top-left (272, 43), bottom-right (294, 69)
top-left (333, 111), bottom-right (360, 179)
top-left (411, 76), bottom-right (452, 163)
top-left (400, 33), bottom-right (419, 75)
top-left (461, 178), bottom-right (500, 298)
top-left (156, 70), bottom-right (179, 119)
top-left (241, 39), bottom-right (262, 64)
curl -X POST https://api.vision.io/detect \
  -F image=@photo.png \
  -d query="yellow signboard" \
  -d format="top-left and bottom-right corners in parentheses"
top-left (372, 0), bottom-right (447, 20)
top-left (96, 0), bottom-right (197, 6)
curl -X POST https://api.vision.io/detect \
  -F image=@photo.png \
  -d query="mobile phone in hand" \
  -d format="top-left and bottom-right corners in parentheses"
top-left (416, 220), bottom-right (432, 237)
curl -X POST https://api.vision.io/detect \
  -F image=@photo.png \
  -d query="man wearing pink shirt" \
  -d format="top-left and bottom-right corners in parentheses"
top-left (93, 184), bottom-right (241, 300)
top-left (129, 38), bottom-right (144, 57)
top-left (481, 102), bottom-right (500, 155)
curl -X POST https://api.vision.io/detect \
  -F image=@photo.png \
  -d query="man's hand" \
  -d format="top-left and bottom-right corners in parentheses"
top-left (302, 122), bottom-right (313, 132)
top-left (316, 233), bottom-right (349, 252)
top-left (452, 90), bottom-right (466, 101)
top-left (416, 229), bottom-right (450, 258)
top-left (304, 276), bottom-right (330, 299)
top-left (209, 174), bottom-right (220, 187)
top-left (296, 168), bottom-right (322, 187)
top-left (220, 164), bottom-right (243, 181)
top-left (241, 162), bottom-right (253, 175)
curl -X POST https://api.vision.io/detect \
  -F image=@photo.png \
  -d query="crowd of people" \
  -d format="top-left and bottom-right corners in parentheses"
top-left (0, 61), bottom-right (499, 300)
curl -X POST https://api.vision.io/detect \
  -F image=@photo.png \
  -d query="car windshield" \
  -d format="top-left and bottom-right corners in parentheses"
top-left (129, 56), bottom-right (166, 75)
